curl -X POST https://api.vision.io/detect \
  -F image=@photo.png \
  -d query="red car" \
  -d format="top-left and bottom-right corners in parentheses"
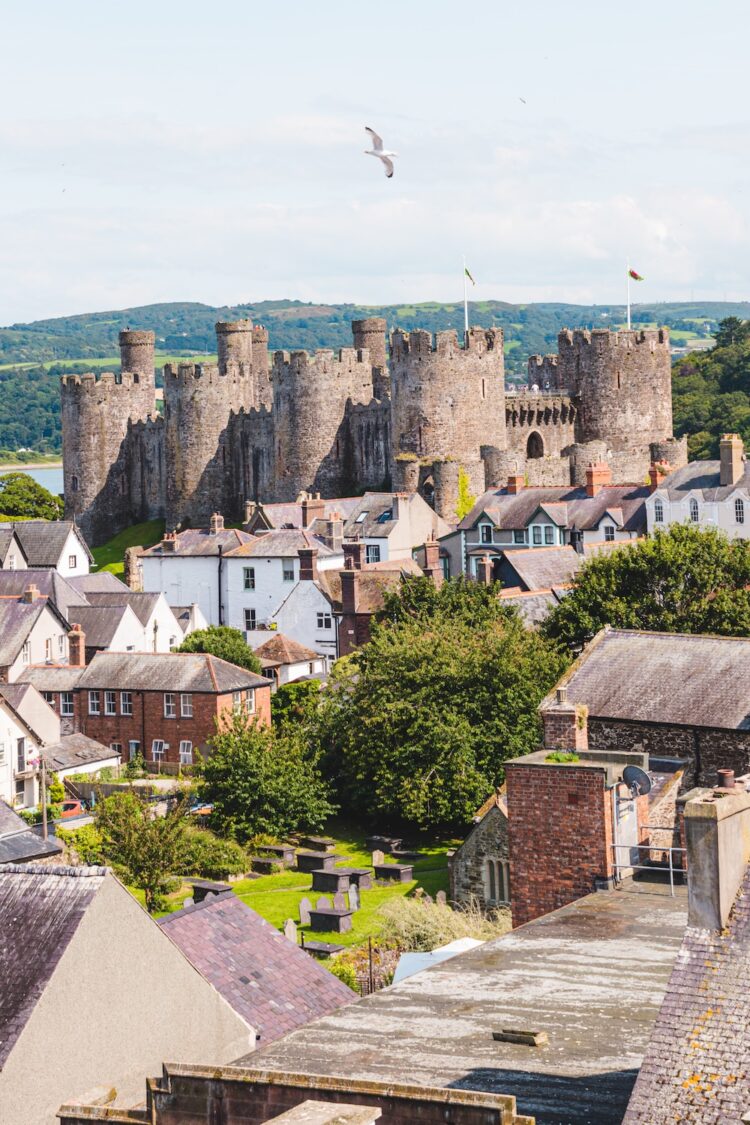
top-left (60, 799), bottom-right (84, 819)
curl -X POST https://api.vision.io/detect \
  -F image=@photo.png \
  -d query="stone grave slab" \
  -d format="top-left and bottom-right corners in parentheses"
top-left (348, 883), bottom-right (359, 912)
top-left (250, 855), bottom-right (282, 875)
top-left (311, 869), bottom-right (351, 894)
top-left (296, 850), bottom-right (340, 874)
top-left (300, 835), bottom-right (336, 852)
top-left (373, 863), bottom-right (414, 883)
top-left (283, 918), bottom-right (298, 943)
top-left (308, 907), bottom-right (354, 934)
top-left (258, 843), bottom-right (296, 866)
top-left (299, 897), bottom-right (312, 926)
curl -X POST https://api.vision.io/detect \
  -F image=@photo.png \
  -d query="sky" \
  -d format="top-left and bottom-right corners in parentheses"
top-left (1, 0), bottom-right (749, 323)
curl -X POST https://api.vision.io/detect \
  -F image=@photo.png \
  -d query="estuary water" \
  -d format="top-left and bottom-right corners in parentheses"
top-left (0, 465), bottom-right (65, 496)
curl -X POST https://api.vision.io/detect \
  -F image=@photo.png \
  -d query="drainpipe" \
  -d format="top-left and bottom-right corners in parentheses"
top-left (218, 544), bottom-right (224, 626)
top-left (141, 691), bottom-right (146, 762)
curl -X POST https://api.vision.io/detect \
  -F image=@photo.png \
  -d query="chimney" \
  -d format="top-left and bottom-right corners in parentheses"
top-left (298, 546), bottom-right (319, 582)
top-left (162, 531), bottom-right (178, 553)
top-left (68, 623), bottom-right (86, 667)
top-left (585, 462), bottom-right (612, 497)
top-left (243, 500), bottom-right (257, 527)
top-left (22, 584), bottom-right (41, 604)
top-left (343, 541), bottom-right (364, 570)
top-left (340, 568), bottom-right (359, 614)
top-left (321, 516), bottom-right (343, 553)
top-left (475, 555), bottom-right (494, 585)
top-left (391, 494), bottom-right (401, 520)
top-left (422, 535), bottom-right (444, 589)
top-left (209, 512), bottom-right (225, 535)
top-left (648, 460), bottom-right (671, 493)
top-left (683, 784), bottom-right (750, 930)
top-left (720, 433), bottom-right (744, 487)
top-left (507, 473), bottom-right (525, 495)
top-left (542, 686), bottom-right (589, 752)
top-left (301, 492), bottom-right (326, 528)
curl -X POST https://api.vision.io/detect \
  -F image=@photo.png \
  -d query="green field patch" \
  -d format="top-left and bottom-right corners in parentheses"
top-left (92, 519), bottom-right (165, 577)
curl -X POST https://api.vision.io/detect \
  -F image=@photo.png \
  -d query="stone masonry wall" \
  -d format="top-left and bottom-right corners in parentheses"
top-left (449, 805), bottom-right (509, 909)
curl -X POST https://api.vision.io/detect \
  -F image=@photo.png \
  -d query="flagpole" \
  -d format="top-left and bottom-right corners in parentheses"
top-left (463, 256), bottom-right (469, 343)
top-left (626, 260), bottom-right (631, 330)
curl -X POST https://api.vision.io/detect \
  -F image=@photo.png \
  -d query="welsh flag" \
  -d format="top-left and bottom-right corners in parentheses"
top-left (629, 268), bottom-right (644, 281)
top-left (464, 266), bottom-right (476, 285)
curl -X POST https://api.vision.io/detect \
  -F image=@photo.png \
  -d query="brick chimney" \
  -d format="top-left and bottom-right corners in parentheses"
top-left (475, 555), bottom-right (494, 585)
top-left (648, 460), bottom-right (671, 493)
top-left (68, 623), bottom-right (86, 667)
top-left (301, 492), bottom-right (326, 528)
top-left (343, 541), bottom-right (364, 570)
top-left (321, 515), bottom-right (344, 553)
top-left (585, 462), bottom-right (612, 497)
top-left (340, 568), bottom-right (359, 614)
top-left (162, 531), bottom-right (178, 552)
top-left (507, 473), bottom-right (525, 495)
top-left (542, 686), bottom-right (589, 752)
top-left (720, 433), bottom-right (744, 487)
top-left (298, 546), bottom-right (319, 582)
top-left (22, 584), bottom-right (41, 604)
top-left (209, 512), bottom-right (225, 534)
top-left (422, 535), bottom-right (444, 589)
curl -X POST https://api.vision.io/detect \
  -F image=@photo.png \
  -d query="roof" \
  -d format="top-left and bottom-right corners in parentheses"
top-left (67, 604), bottom-right (134, 648)
top-left (0, 802), bottom-right (62, 864)
top-left (657, 458), bottom-right (750, 500)
top-left (66, 572), bottom-right (130, 594)
top-left (459, 484), bottom-right (648, 534)
top-left (0, 527), bottom-right (22, 563)
top-left (248, 497), bottom-right (361, 531)
top-left (158, 892), bottom-right (354, 1045)
top-left (0, 864), bottom-right (107, 1067)
top-left (224, 529), bottom-right (334, 559)
top-left (342, 493), bottom-right (408, 539)
top-left (9, 520), bottom-right (93, 567)
top-left (17, 665), bottom-right (86, 691)
top-left (0, 598), bottom-right (50, 667)
top-left (44, 733), bottom-right (120, 772)
top-left (0, 569), bottom-right (87, 618)
top-left (624, 861), bottom-right (750, 1123)
top-left (500, 545), bottom-right (582, 591)
top-left (552, 627), bottom-right (750, 732)
top-left (76, 651), bottom-right (269, 693)
top-left (84, 591), bottom-right (164, 627)
top-left (499, 588), bottom-right (565, 626)
top-left (140, 528), bottom-right (254, 557)
top-left (314, 559), bottom-right (421, 614)
top-left (248, 882), bottom-right (688, 1125)
top-left (0, 682), bottom-right (56, 744)
top-left (253, 633), bottom-right (320, 667)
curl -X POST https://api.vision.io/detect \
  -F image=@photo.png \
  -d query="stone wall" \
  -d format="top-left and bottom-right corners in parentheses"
top-left (347, 400), bottom-right (392, 492)
top-left (448, 804), bottom-right (509, 909)
top-left (505, 392), bottom-right (577, 460)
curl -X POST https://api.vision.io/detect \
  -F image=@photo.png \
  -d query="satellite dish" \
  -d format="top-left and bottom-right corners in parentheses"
top-left (622, 764), bottom-right (652, 797)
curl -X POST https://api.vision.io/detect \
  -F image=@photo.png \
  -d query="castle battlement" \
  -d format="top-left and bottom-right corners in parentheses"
top-left (559, 327), bottom-right (670, 350)
top-left (390, 326), bottom-right (502, 359)
top-left (164, 362), bottom-right (251, 385)
top-left (61, 370), bottom-right (145, 392)
top-left (272, 347), bottom-right (372, 374)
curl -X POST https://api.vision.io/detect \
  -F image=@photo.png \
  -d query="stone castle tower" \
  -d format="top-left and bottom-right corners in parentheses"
top-left (62, 319), bottom-right (687, 546)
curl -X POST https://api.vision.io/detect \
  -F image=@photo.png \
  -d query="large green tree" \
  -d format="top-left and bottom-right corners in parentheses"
top-left (177, 625), bottom-right (262, 674)
top-left (0, 473), bottom-right (63, 519)
top-left (314, 578), bottom-right (568, 830)
top-left (542, 524), bottom-right (750, 651)
top-left (95, 790), bottom-right (187, 912)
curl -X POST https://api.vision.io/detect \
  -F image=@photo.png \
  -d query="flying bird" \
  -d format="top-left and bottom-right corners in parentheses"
top-left (364, 126), bottom-right (397, 178)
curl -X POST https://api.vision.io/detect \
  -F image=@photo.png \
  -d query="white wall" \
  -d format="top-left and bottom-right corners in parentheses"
top-left (277, 657), bottom-right (326, 686)
top-left (54, 530), bottom-right (91, 577)
top-left (139, 594), bottom-right (184, 652)
top-left (273, 581), bottom-right (338, 665)
top-left (0, 703), bottom-right (38, 806)
top-left (7, 605), bottom-right (68, 682)
top-left (141, 556), bottom-right (221, 625)
top-left (224, 556), bottom-right (301, 634)
top-left (647, 489), bottom-right (750, 539)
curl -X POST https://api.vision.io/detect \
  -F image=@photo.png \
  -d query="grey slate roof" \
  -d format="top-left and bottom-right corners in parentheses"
top-left (84, 591), bottom-right (163, 626)
top-left (76, 651), bottom-right (269, 693)
top-left (140, 528), bottom-right (254, 557)
top-left (248, 497), bottom-right (361, 531)
top-left (0, 527), bottom-right (22, 563)
top-left (500, 545), bottom-right (582, 591)
top-left (499, 588), bottom-right (564, 626)
top-left (159, 892), bottom-right (354, 1046)
top-left (67, 604), bottom-right (132, 648)
top-left (0, 598), bottom-right (48, 667)
top-left (553, 627), bottom-right (750, 731)
top-left (460, 484), bottom-right (648, 534)
top-left (0, 864), bottom-right (107, 1067)
top-left (17, 665), bottom-right (86, 691)
top-left (341, 493), bottom-right (404, 539)
top-left (67, 572), bottom-right (130, 594)
top-left (225, 529), bottom-right (334, 559)
top-left (44, 733), bottom-right (119, 771)
top-left (657, 458), bottom-right (750, 499)
top-left (0, 569), bottom-right (89, 618)
top-left (0, 802), bottom-right (62, 864)
top-left (9, 520), bottom-right (93, 567)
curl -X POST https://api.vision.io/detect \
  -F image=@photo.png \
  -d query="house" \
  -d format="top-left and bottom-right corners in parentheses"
top-left (171, 602), bottom-right (209, 638)
top-left (253, 633), bottom-right (326, 689)
top-left (17, 665), bottom-right (86, 737)
top-left (0, 864), bottom-right (255, 1125)
top-left (66, 603), bottom-right (145, 662)
top-left (43, 732), bottom-right (121, 781)
top-left (81, 591), bottom-right (185, 652)
top-left (0, 586), bottom-right (72, 681)
top-left (332, 550), bottom-right (424, 657)
top-left (244, 491), bottom-right (361, 535)
top-left (544, 626), bottom-right (750, 790)
top-left (6, 520), bottom-right (93, 577)
top-left (0, 801), bottom-right (62, 864)
top-left (340, 491), bottom-right (449, 564)
top-left (440, 465), bottom-right (648, 579)
top-left (448, 790), bottom-right (510, 911)
top-left (0, 526), bottom-right (28, 570)
top-left (158, 891), bottom-right (354, 1048)
top-left (0, 681), bottom-right (63, 807)
top-left (646, 432), bottom-right (750, 537)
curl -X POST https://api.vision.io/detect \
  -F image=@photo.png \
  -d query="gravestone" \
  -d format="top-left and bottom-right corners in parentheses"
top-left (421, 892), bottom-right (433, 905)
top-left (372, 849), bottom-right (385, 866)
top-left (333, 891), bottom-right (346, 910)
top-left (436, 890), bottom-right (447, 905)
top-left (316, 896), bottom-right (330, 911)
top-left (348, 883), bottom-right (360, 912)
top-left (283, 918), bottom-right (297, 943)
top-left (299, 897), bottom-right (312, 926)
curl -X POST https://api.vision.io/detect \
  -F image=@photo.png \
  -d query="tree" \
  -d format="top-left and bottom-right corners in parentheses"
top-left (313, 581), bottom-right (568, 830)
top-left (95, 790), bottom-right (187, 912)
top-left (455, 466), bottom-right (477, 521)
top-left (542, 524), bottom-right (750, 651)
top-left (177, 625), bottom-right (262, 674)
top-left (201, 713), bottom-right (336, 842)
top-left (0, 472), bottom-right (63, 519)
top-left (714, 317), bottom-right (750, 349)
top-left (271, 678), bottom-right (323, 730)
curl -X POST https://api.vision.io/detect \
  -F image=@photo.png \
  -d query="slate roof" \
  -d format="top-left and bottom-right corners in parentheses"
top-left (341, 493), bottom-right (406, 539)
top-left (9, 520), bottom-right (93, 567)
top-left (248, 498), bottom-right (361, 531)
top-left (0, 864), bottom-right (107, 1067)
top-left (459, 484), bottom-right (648, 534)
top-left (66, 572), bottom-right (130, 594)
top-left (67, 604), bottom-right (133, 648)
top-left (44, 733), bottom-right (119, 771)
top-left (17, 665), bottom-right (86, 691)
top-left (0, 802), bottom-right (62, 864)
top-left (499, 588), bottom-right (564, 626)
top-left (76, 651), bottom-right (269, 694)
top-left (0, 598), bottom-right (49, 667)
top-left (552, 627), bottom-right (750, 731)
top-left (140, 528), bottom-right (254, 557)
top-left (317, 564), bottom-right (412, 614)
top-left (254, 634), bottom-right (320, 667)
top-left (657, 458), bottom-right (750, 499)
top-left (500, 545), bottom-right (582, 590)
top-left (84, 591), bottom-right (164, 627)
top-left (0, 570), bottom-right (86, 619)
top-left (0, 527), bottom-right (23, 563)
top-left (624, 861), bottom-right (750, 1123)
top-left (158, 892), bottom-right (354, 1046)
top-left (224, 529), bottom-right (334, 559)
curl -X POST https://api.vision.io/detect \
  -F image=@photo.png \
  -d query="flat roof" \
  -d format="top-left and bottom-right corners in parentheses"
top-left (247, 881), bottom-right (687, 1125)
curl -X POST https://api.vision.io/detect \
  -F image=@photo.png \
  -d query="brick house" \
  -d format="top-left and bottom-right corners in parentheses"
top-left (448, 790), bottom-right (510, 911)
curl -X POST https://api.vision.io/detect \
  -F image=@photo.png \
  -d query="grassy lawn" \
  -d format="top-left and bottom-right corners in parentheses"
top-left (92, 519), bottom-right (165, 576)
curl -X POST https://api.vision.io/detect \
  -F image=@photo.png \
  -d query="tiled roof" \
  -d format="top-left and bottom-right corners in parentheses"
top-left (254, 633), bottom-right (320, 666)
top-left (18, 665), bottom-right (86, 691)
top-left (657, 458), bottom-right (750, 499)
top-left (552, 627), bottom-right (750, 731)
top-left (225, 529), bottom-right (334, 559)
top-left (76, 651), bottom-right (270, 694)
top-left (0, 864), bottom-right (107, 1067)
top-left (499, 588), bottom-right (564, 626)
top-left (317, 564), bottom-right (410, 614)
top-left (0, 802), bottom-right (62, 864)
top-left (44, 733), bottom-right (119, 771)
top-left (459, 485), bottom-right (648, 534)
top-left (140, 528), bottom-right (254, 557)
top-left (9, 520), bottom-right (93, 566)
top-left (341, 493), bottom-right (403, 539)
top-left (249, 498), bottom-right (361, 530)
top-left (0, 598), bottom-right (49, 667)
top-left (158, 892), bottom-right (354, 1046)
top-left (67, 572), bottom-right (130, 594)
top-left (0, 527), bottom-right (21, 561)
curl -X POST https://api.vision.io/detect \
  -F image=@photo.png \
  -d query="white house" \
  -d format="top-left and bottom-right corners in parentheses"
top-left (272, 551), bottom-right (340, 666)
top-left (646, 435), bottom-right (750, 539)
top-left (0, 683), bottom-right (61, 808)
top-left (82, 591), bottom-right (185, 652)
top-left (66, 603), bottom-right (146, 659)
top-left (253, 633), bottom-right (326, 689)
top-left (9, 521), bottom-right (93, 577)
top-left (0, 527), bottom-right (28, 571)
top-left (0, 588), bottom-right (71, 682)
top-left (341, 492), bottom-right (449, 564)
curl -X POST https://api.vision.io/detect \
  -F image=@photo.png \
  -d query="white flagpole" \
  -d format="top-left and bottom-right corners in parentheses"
top-left (626, 261), bottom-right (631, 330)
top-left (463, 257), bottom-right (469, 342)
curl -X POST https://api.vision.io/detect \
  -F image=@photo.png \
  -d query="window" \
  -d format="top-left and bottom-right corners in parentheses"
top-left (151, 740), bottom-right (165, 761)
top-left (355, 511), bottom-right (368, 523)
top-left (128, 740), bottom-right (140, 761)
top-left (654, 498), bottom-right (664, 523)
top-left (604, 525), bottom-right (615, 542)
top-left (0, 743), bottom-right (5, 765)
top-left (233, 691), bottom-right (243, 713)
top-left (180, 693), bottom-right (193, 718)
top-left (690, 498), bottom-right (700, 522)
top-left (480, 524), bottom-right (493, 544)
top-left (7, 553), bottom-right (15, 570)
top-left (45, 638), bottom-right (52, 661)
top-left (16, 738), bottom-right (25, 773)
top-left (243, 566), bottom-right (255, 590)
top-left (282, 562), bottom-right (295, 582)
top-left (42, 691), bottom-right (55, 707)
top-left (365, 544), bottom-right (381, 564)
top-left (105, 690), bottom-right (117, 715)
top-left (88, 691), bottom-right (100, 716)
top-left (71, 475), bottom-right (79, 493)
top-left (110, 742), bottom-right (122, 755)
top-left (68, 555), bottom-right (77, 569)
top-left (164, 693), bottom-right (176, 718)
top-left (485, 859), bottom-right (510, 905)
top-left (15, 779), bottom-right (25, 804)
top-left (544, 525), bottom-right (555, 545)
top-left (61, 692), bottom-right (74, 717)
top-left (736, 497), bottom-right (745, 524)
top-left (532, 525), bottom-right (543, 546)
top-left (58, 634), bottom-right (65, 655)
top-left (513, 529), bottom-right (526, 545)
top-left (244, 608), bottom-right (256, 631)
top-left (21, 640), bottom-right (30, 664)
top-left (120, 691), bottom-right (133, 716)
top-left (179, 740), bottom-right (193, 765)
top-left (317, 612), bottom-right (333, 630)
top-left (246, 688), bottom-right (255, 714)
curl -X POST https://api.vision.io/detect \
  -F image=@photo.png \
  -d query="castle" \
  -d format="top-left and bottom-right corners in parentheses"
top-left (61, 318), bottom-right (688, 546)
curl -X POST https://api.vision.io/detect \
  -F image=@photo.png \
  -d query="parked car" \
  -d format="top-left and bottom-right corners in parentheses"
top-left (60, 799), bottom-right (84, 819)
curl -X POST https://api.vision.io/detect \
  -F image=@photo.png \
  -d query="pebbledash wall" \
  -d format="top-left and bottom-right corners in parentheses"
top-left (63, 319), bottom-right (688, 546)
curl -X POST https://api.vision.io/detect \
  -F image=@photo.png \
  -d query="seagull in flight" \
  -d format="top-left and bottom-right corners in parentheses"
top-left (365, 126), bottom-right (397, 178)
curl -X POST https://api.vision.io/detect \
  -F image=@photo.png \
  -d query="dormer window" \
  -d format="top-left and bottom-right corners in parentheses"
top-left (736, 497), bottom-right (745, 525)
top-left (480, 524), bottom-right (493, 544)
top-left (654, 498), bottom-right (664, 523)
top-left (689, 498), bottom-right (699, 522)
top-left (355, 512), bottom-right (368, 523)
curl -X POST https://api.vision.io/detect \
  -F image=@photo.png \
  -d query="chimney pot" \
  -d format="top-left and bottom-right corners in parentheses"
top-left (22, 584), bottom-right (40, 603)
top-left (717, 768), bottom-right (736, 789)
top-left (556, 686), bottom-right (568, 704)
top-left (507, 473), bottom-right (525, 495)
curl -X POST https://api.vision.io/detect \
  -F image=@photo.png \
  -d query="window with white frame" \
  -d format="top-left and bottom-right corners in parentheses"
top-left (690, 498), bottom-right (700, 522)
top-left (21, 639), bottom-right (30, 664)
top-left (604, 525), bottom-right (615, 542)
top-left (163, 693), bottom-right (176, 718)
top-left (736, 497), bottom-right (745, 524)
top-left (128, 740), bottom-right (140, 761)
top-left (365, 544), bottom-right (381, 564)
top-left (43, 691), bottom-right (55, 707)
top-left (151, 740), bottom-right (165, 760)
top-left (61, 692), bottom-right (74, 717)
top-left (513, 529), bottom-right (526, 544)
top-left (180, 693), bottom-right (193, 718)
top-left (246, 688), bottom-right (255, 714)
top-left (532, 525), bottom-right (543, 545)
top-left (243, 566), bottom-right (255, 590)
top-left (45, 638), bottom-right (52, 661)
top-left (179, 740), bottom-right (193, 765)
top-left (317, 612), bottom-right (332, 630)
top-left (105, 690), bottom-right (117, 715)
top-left (16, 738), bottom-right (25, 773)
top-left (110, 742), bottom-right (122, 755)
top-left (544, 525), bottom-right (555, 545)
top-left (282, 562), bottom-right (295, 582)
top-left (88, 691), bottom-right (100, 716)
top-left (68, 555), bottom-right (77, 569)
top-left (480, 524), bottom-right (493, 544)
top-left (7, 554), bottom-right (15, 570)
top-left (485, 858), bottom-right (511, 905)
top-left (120, 691), bottom-right (133, 716)
top-left (233, 690), bottom-right (243, 713)
top-left (654, 498), bottom-right (664, 523)
top-left (0, 742), bottom-right (5, 764)
top-left (244, 608), bottom-right (256, 631)
top-left (58, 634), bottom-right (65, 655)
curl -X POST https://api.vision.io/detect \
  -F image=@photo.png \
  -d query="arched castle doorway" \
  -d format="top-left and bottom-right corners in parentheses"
top-left (527, 431), bottom-right (544, 459)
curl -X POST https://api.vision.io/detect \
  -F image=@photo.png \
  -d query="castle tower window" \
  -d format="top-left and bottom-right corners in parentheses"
top-left (527, 432), bottom-right (544, 459)
top-left (689, 498), bottom-right (700, 522)
top-left (71, 475), bottom-right (79, 493)
top-left (481, 378), bottom-right (486, 400)
top-left (736, 497), bottom-right (745, 524)
top-left (133, 373), bottom-right (140, 384)
top-left (654, 498), bottom-right (664, 523)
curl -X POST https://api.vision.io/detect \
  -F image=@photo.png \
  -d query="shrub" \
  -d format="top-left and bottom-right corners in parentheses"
top-left (378, 895), bottom-right (511, 951)
top-left (545, 751), bottom-right (580, 763)
top-left (327, 958), bottom-right (358, 991)
top-left (179, 827), bottom-right (249, 879)
top-left (57, 823), bottom-right (104, 865)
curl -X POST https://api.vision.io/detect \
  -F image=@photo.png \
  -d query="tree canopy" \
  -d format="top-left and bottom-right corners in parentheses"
top-left (95, 790), bottom-right (187, 912)
top-left (541, 524), bottom-right (750, 650)
top-left (673, 317), bottom-right (750, 460)
top-left (177, 625), bottom-right (262, 674)
top-left (0, 472), bottom-right (63, 519)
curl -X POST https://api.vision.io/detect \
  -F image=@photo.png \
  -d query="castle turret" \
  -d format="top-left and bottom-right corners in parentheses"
top-left (252, 325), bottom-right (272, 409)
top-left (353, 317), bottom-right (387, 372)
top-left (216, 320), bottom-right (253, 377)
top-left (118, 329), bottom-right (156, 387)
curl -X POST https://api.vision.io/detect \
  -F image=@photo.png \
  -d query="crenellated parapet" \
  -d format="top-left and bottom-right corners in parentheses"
top-left (527, 353), bottom-right (562, 390)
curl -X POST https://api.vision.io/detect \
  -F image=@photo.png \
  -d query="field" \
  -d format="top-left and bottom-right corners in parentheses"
top-left (91, 519), bottom-right (165, 577)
